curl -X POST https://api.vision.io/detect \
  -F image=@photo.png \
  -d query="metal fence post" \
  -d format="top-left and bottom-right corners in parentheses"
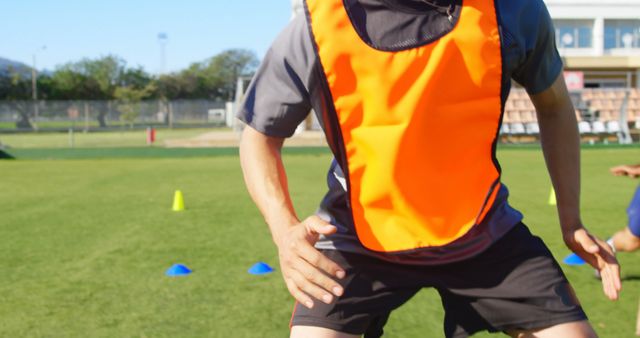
top-left (168, 101), bottom-right (174, 129)
top-left (84, 101), bottom-right (90, 132)
top-left (68, 128), bottom-right (74, 148)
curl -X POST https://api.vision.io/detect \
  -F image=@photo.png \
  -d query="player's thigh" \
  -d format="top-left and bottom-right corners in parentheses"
top-left (291, 325), bottom-right (361, 338)
top-left (436, 223), bottom-right (587, 337)
top-left (291, 250), bottom-right (420, 336)
top-left (506, 320), bottom-right (596, 338)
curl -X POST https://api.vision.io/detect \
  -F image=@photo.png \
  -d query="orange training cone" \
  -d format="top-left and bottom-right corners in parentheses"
top-left (172, 190), bottom-right (185, 211)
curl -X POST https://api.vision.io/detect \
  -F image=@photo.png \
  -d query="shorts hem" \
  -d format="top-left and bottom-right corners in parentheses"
top-left (290, 318), bottom-right (363, 335)
top-left (491, 311), bottom-right (588, 333)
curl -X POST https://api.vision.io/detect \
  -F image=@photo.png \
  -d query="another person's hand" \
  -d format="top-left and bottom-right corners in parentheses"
top-left (276, 215), bottom-right (346, 309)
top-left (563, 226), bottom-right (621, 301)
top-left (610, 164), bottom-right (640, 178)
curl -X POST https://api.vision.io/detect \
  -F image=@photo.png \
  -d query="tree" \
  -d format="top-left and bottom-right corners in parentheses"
top-left (155, 49), bottom-right (259, 101)
top-left (0, 68), bottom-right (34, 129)
top-left (155, 68), bottom-right (202, 100)
top-left (0, 66), bottom-right (30, 99)
top-left (0, 50), bottom-right (259, 130)
top-left (114, 84), bottom-right (155, 128)
top-left (80, 55), bottom-right (125, 98)
top-left (206, 49), bottom-right (259, 100)
top-left (120, 67), bottom-right (153, 89)
top-left (49, 55), bottom-right (141, 127)
top-left (48, 67), bottom-right (102, 100)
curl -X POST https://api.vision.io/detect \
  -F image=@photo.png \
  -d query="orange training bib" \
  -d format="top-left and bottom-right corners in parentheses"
top-left (306, 0), bottom-right (503, 252)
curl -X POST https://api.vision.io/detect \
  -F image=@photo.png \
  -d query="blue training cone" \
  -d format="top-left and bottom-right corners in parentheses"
top-left (563, 253), bottom-right (586, 266)
top-left (166, 264), bottom-right (192, 276)
top-left (248, 262), bottom-right (274, 275)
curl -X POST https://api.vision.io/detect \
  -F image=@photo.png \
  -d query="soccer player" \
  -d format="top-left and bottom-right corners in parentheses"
top-left (608, 164), bottom-right (640, 253)
top-left (607, 164), bottom-right (640, 338)
top-left (239, 0), bottom-right (621, 337)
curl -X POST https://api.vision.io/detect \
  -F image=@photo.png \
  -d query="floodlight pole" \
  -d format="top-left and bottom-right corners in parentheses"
top-left (158, 33), bottom-right (168, 75)
top-left (31, 54), bottom-right (39, 131)
top-left (31, 54), bottom-right (37, 101)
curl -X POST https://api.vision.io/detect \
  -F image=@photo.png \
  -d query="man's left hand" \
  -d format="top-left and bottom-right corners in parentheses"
top-left (563, 227), bottom-right (621, 301)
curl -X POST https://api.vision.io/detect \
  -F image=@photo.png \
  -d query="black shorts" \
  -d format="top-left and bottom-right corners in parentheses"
top-left (291, 223), bottom-right (587, 338)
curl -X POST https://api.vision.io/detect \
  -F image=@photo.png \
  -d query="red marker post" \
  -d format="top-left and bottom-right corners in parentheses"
top-left (146, 127), bottom-right (156, 146)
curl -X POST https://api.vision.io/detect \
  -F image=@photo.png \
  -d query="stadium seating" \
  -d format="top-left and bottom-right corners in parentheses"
top-left (576, 110), bottom-right (593, 134)
top-left (501, 87), bottom-right (638, 143)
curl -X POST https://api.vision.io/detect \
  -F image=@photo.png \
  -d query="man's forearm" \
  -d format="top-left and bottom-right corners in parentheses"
top-left (239, 127), bottom-right (299, 245)
top-left (531, 75), bottom-right (582, 231)
top-left (538, 108), bottom-right (581, 229)
top-left (529, 76), bottom-right (620, 301)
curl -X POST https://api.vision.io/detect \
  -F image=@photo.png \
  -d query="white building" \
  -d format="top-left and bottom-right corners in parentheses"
top-left (545, 0), bottom-right (640, 87)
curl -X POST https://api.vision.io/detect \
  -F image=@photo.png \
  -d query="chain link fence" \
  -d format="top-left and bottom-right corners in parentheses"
top-left (0, 100), bottom-right (229, 132)
top-left (2, 88), bottom-right (639, 144)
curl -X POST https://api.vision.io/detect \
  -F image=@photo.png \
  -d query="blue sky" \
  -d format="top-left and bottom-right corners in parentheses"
top-left (1, 0), bottom-right (292, 73)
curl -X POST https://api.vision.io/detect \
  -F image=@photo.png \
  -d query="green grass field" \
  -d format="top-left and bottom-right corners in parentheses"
top-left (1, 146), bottom-right (639, 337)
top-left (0, 128), bottom-right (222, 149)
top-left (0, 121), bottom-right (225, 131)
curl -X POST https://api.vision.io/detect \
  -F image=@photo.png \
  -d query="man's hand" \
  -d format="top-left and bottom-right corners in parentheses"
top-left (239, 128), bottom-right (346, 309)
top-left (610, 164), bottom-right (640, 178)
top-left (276, 215), bottom-right (346, 309)
top-left (563, 227), bottom-right (621, 300)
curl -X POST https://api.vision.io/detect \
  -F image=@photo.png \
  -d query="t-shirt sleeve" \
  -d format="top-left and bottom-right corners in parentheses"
top-left (511, 1), bottom-right (563, 95)
top-left (237, 17), bottom-right (313, 138)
